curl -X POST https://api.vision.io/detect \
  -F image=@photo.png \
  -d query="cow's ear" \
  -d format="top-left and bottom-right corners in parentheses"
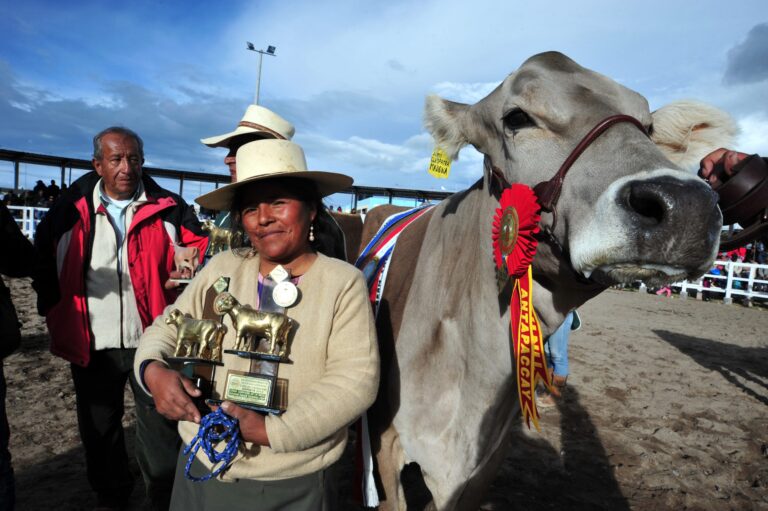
top-left (424, 95), bottom-right (472, 160)
top-left (650, 100), bottom-right (739, 170)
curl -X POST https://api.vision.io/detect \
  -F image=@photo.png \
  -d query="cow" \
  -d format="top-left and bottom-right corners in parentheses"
top-left (364, 51), bottom-right (736, 510)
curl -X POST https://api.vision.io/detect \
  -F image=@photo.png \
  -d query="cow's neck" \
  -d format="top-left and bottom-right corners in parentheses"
top-left (392, 178), bottom-right (521, 466)
top-left (531, 240), bottom-right (606, 333)
top-left (463, 168), bottom-right (605, 335)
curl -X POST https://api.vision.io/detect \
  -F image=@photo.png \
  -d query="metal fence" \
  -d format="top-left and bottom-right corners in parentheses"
top-left (8, 205), bottom-right (49, 239)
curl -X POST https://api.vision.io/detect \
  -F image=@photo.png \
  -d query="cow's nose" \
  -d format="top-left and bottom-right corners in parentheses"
top-left (620, 176), bottom-right (719, 229)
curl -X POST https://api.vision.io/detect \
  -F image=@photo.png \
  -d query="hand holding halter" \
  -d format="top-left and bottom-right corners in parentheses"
top-left (698, 149), bottom-right (768, 250)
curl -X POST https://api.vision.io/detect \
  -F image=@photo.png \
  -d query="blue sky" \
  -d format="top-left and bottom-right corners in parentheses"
top-left (1, 0), bottom-right (767, 197)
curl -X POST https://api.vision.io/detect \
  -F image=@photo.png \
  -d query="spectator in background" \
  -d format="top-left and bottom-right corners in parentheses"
top-left (0, 202), bottom-right (36, 511)
top-left (537, 311), bottom-right (581, 407)
top-left (33, 126), bottom-right (209, 510)
top-left (46, 180), bottom-right (60, 199)
top-left (34, 189), bottom-right (48, 207)
top-left (32, 180), bottom-right (46, 196)
top-left (199, 105), bottom-right (296, 229)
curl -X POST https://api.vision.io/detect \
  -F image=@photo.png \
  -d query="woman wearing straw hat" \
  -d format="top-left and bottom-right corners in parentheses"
top-left (134, 139), bottom-right (379, 510)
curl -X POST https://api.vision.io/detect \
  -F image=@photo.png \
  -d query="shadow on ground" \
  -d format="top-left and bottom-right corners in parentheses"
top-left (483, 386), bottom-right (629, 510)
top-left (14, 426), bottom-right (145, 511)
top-left (380, 387), bottom-right (629, 510)
top-left (654, 329), bottom-right (768, 407)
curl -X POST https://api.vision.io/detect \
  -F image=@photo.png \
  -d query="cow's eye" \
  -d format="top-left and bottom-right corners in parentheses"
top-left (503, 108), bottom-right (535, 132)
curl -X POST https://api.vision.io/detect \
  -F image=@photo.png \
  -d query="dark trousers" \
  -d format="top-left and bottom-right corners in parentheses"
top-left (170, 449), bottom-right (340, 511)
top-left (70, 348), bottom-right (180, 509)
top-left (0, 363), bottom-right (14, 511)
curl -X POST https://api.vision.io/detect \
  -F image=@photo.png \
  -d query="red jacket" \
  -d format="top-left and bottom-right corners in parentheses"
top-left (33, 172), bottom-right (209, 367)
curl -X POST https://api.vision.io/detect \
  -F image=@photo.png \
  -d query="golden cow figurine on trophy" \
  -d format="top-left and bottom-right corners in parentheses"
top-left (165, 309), bottom-right (227, 362)
top-left (213, 292), bottom-right (294, 360)
top-left (163, 308), bottom-right (227, 412)
top-left (207, 291), bottom-right (295, 415)
top-left (202, 219), bottom-right (239, 256)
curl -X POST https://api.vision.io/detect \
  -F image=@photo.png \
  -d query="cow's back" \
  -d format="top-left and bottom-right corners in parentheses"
top-left (358, 205), bottom-right (410, 254)
top-left (330, 212), bottom-right (364, 263)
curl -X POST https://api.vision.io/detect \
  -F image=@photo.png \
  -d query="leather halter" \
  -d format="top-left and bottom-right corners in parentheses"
top-left (491, 114), bottom-right (648, 230)
top-left (533, 114), bottom-right (648, 217)
top-left (489, 114), bottom-right (648, 284)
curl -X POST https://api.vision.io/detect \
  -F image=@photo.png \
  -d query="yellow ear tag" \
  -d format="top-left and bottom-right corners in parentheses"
top-left (428, 147), bottom-right (451, 179)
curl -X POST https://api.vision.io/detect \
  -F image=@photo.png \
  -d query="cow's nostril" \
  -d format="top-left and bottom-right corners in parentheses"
top-left (627, 187), bottom-right (666, 225)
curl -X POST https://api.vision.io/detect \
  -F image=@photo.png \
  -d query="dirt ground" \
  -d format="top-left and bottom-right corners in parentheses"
top-left (4, 278), bottom-right (768, 510)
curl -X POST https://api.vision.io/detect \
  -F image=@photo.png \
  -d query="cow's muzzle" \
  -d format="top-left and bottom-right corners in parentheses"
top-left (614, 175), bottom-right (721, 275)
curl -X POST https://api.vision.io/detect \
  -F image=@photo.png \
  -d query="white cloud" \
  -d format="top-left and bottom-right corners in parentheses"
top-left (431, 81), bottom-right (500, 104)
top-left (737, 114), bottom-right (768, 155)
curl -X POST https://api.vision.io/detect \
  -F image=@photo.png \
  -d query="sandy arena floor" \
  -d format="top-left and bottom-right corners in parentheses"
top-left (4, 279), bottom-right (767, 510)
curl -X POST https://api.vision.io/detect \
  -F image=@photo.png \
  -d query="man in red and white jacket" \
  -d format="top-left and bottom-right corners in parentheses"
top-left (33, 126), bottom-right (208, 510)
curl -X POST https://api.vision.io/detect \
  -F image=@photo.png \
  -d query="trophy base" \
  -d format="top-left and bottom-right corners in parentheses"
top-left (166, 357), bottom-right (224, 366)
top-left (224, 350), bottom-right (285, 362)
top-left (205, 398), bottom-right (283, 415)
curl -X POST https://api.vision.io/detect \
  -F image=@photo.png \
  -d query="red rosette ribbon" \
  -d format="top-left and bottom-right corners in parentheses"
top-left (491, 184), bottom-right (550, 430)
top-left (492, 184), bottom-right (541, 278)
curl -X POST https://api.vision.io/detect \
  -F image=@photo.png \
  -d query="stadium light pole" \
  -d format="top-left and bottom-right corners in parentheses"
top-left (246, 42), bottom-right (276, 105)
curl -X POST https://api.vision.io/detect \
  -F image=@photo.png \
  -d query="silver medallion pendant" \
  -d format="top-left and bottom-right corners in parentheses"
top-left (272, 281), bottom-right (298, 308)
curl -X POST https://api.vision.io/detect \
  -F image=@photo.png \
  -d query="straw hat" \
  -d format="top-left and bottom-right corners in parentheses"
top-left (200, 104), bottom-right (296, 148)
top-left (195, 140), bottom-right (353, 211)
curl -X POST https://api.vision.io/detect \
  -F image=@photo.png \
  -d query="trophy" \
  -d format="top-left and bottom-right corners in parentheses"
top-left (169, 246), bottom-right (201, 285)
top-left (202, 219), bottom-right (239, 260)
top-left (164, 308), bottom-right (227, 411)
top-left (208, 291), bottom-right (295, 415)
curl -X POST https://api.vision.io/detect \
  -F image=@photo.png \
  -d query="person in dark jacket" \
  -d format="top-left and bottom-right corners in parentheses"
top-left (33, 127), bottom-right (209, 510)
top-left (0, 202), bottom-right (35, 511)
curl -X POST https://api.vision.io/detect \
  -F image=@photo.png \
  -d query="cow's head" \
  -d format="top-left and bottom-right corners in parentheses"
top-left (425, 51), bottom-right (735, 291)
top-left (165, 308), bottom-right (184, 326)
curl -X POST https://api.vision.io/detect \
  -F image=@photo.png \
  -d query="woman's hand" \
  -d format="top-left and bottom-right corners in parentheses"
top-left (144, 361), bottom-right (202, 423)
top-left (211, 401), bottom-right (271, 447)
top-left (698, 148), bottom-right (750, 187)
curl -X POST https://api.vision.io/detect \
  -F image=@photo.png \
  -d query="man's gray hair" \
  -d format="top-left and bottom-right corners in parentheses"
top-left (92, 126), bottom-right (145, 160)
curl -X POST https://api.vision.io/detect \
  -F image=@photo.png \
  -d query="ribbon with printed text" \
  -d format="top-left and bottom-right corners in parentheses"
top-left (492, 184), bottom-right (551, 430)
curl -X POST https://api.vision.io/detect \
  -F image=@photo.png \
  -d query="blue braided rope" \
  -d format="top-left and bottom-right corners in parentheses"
top-left (183, 408), bottom-right (241, 482)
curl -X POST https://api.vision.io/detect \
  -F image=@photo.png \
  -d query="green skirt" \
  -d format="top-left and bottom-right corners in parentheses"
top-left (169, 448), bottom-right (340, 511)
